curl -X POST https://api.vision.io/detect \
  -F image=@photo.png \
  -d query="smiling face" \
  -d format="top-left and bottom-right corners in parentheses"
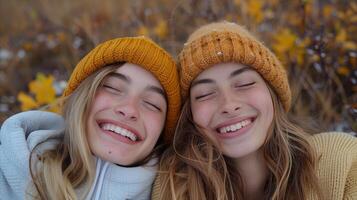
top-left (190, 63), bottom-right (274, 160)
top-left (86, 63), bottom-right (167, 166)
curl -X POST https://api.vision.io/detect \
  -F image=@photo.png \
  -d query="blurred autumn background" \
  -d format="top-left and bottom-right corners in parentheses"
top-left (0, 0), bottom-right (356, 134)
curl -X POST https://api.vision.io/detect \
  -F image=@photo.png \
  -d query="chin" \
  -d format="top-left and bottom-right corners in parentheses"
top-left (222, 147), bottom-right (258, 159)
top-left (108, 156), bottom-right (135, 166)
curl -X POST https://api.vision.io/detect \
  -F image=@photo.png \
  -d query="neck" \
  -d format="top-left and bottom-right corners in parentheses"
top-left (234, 149), bottom-right (268, 200)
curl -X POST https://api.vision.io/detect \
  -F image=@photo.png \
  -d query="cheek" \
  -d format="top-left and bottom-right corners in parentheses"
top-left (249, 88), bottom-right (274, 120)
top-left (143, 111), bottom-right (166, 136)
top-left (89, 91), bottom-right (114, 113)
top-left (191, 102), bottom-right (216, 127)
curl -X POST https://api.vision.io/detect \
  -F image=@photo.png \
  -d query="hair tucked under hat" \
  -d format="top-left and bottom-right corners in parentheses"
top-left (63, 36), bottom-right (181, 142)
top-left (179, 21), bottom-right (291, 111)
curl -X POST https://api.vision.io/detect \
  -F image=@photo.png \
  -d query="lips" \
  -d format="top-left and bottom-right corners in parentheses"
top-left (97, 120), bottom-right (142, 143)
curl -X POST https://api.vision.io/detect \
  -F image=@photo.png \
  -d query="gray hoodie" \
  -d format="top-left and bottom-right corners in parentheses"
top-left (0, 111), bottom-right (157, 200)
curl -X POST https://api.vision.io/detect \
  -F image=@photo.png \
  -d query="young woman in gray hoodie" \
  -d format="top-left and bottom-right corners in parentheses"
top-left (0, 36), bottom-right (180, 200)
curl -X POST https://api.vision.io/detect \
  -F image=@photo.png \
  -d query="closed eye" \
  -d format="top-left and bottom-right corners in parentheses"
top-left (103, 85), bottom-right (122, 93)
top-left (144, 101), bottom-right (162, 112)
top-left (195, 92), bottom-right (215, 100)
top-left (236, 82), bottom-right (256, 88)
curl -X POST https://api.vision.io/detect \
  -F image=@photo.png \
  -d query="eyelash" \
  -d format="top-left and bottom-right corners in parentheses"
top-left (236, 82), bottom-right (256, 88)
top-left (103, 84), bottom-right (163, 112)
top-left (195, 92), bottom-right (215, 100)
top-left (103, 85), bottom-right (122, 93)
top-left (195, 82), bottom-right (255, 100)
top-left (144, 101), bottom-right (161, 112)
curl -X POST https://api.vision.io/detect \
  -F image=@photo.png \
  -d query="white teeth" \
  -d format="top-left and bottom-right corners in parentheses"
top-left (226, 126), bottom-right (231, 132)
top-left (218, 119), bottom-right (252, 134)
top-left (237, 123), bottom-right (242, 130)
top-left (229, 125), bottom-right (236, 132)
top-left (222, 127), bottom-right (227, 133)
top-left (102, 123), bottom-right (137, 141)
top-left (229, 125), bottom-right (237, 132)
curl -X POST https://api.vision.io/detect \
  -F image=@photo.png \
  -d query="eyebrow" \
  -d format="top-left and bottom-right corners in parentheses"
top-left (146, 85), bottom-right (167, 101)
top-left (108, 72), bottom-right (131, 83)
top-left (191, 66), bottom-right (252, 89)
top-left (229, 67), bottom-right (251, 79)
top-left (191, 78), bottom-right (216, 88)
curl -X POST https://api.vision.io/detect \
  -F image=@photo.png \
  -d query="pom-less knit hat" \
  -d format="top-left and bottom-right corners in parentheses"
top-left (63, 36), bottom-right (181, 142)
top-left (179, 21), bottom-right (291, 111)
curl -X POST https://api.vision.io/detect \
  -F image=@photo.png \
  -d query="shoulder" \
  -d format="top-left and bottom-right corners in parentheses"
top-left (1, 110), bottom-right (65, 151)
top-left (0, 111), bottom-right (65, 199)
top-left (309, 132), bottom-right (357, 156)
top-left (1, 110), bottom-right (64, 131)
top-left (309, 132), bottom-right (357, 199)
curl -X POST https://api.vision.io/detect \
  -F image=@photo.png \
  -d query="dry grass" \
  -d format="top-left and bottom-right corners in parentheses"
top-left (0, 0), bottom-right (356, 134)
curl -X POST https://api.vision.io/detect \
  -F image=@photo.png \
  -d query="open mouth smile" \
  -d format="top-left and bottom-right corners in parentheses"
top-left (98, 120), bottom-right (142, 144)
top-left (215, 117), bottom-right (256, 138)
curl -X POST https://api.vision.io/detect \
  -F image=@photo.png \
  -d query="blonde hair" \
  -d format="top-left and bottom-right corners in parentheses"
top-left (157, 85), bottom-right (322, 200)
top-left (29, 65), bottom-right (119, 200)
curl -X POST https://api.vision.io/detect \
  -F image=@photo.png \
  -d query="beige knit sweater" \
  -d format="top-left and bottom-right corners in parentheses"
top-left (309, 132), bottom-right (357, 200)
top-left (151, 132), bottom-right (357, 200)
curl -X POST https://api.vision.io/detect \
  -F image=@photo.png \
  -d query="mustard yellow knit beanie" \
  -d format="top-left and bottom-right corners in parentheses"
top-left (63, 36), bottom-right (181, 142)
top-left (179, 21), bottom-right (291, 111)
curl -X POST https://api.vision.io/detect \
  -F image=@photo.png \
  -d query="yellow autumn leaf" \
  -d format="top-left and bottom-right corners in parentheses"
top-left (154, 20), bottom-right (168, 39)
top-left (323, 5), bottom-right (333, 18)
top-left (295, 38), bottom-right (311, 65)
top-left (137, 25), bottom-right (149, 36)
top-left (29, 73), bottom-right (56, 105)
top-left (23, 42), bottom-right (33, 51)
top-left (272, 29), bottom-right (307, 65)
top-left (310, 54), bottom-right (320, 62)
top-left (304, 1), bottom-right (313, 17)
top-left (57, 32), bottom-right (66, 42)
top-left (224, 14), bottom-right (234, 21)
top-left (272, 29), bottom-right (298, 54)
top-left (337, 66), bottom-right (350, 76)
top-left (294, 47), bottom-right (305, 66)
top-left (17, 92), bottom-right (39, 111)
top-left (336, 29), bottom-right (347, 43)
top-left (247, 0), bottom-right (264, 23)
top-left (47, 102), bottom-right (61, 114)
top-left (343, 41), bottom-right (356, 50)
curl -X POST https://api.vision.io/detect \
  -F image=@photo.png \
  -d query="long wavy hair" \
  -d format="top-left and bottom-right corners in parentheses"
top-left (28, 63), bottom-right (165, 200)
top-left (156, 85), bottom-right (323, 200)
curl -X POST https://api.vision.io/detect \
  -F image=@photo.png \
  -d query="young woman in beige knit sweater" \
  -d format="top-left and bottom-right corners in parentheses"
top-left (152, 21), bottom-right (357, 200)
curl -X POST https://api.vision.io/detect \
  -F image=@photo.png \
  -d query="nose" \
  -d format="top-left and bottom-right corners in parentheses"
top-left (220, 91), bottom-right (241, 115)
top-left (114, 98), bottom-right (139, 121)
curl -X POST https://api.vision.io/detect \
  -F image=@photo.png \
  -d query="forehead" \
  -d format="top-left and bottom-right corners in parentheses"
top-left (195, 62), bottom-right (249, 80)
top-left (113, 63), bottom-right (163, 88)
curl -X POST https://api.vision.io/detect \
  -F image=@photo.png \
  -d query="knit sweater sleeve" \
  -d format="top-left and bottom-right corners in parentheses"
top-left (151, 173), bottom-right (162, 200)
top-left (0, 111), bottom-right (65, 199)
top-left (343, 140), bottom-right (357, 200)
top-left (310, 132), bottom-right (357, 200)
